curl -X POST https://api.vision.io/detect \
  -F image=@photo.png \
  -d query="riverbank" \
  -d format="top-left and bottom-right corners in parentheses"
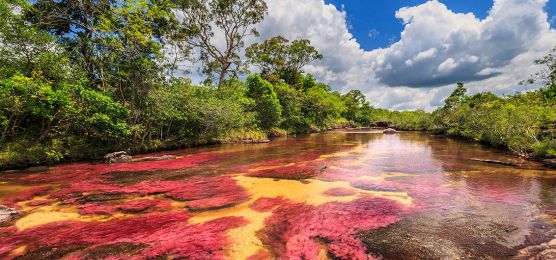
top-left (1, 131), bottom-right (555, 259)
top-left (2, 127), bottom-right (555, 172)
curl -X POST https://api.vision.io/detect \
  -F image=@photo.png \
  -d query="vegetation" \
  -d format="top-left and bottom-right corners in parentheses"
top-left (0, 0), bottom-right (361, 169)
top-left (1, 0), bottom-right (555, 169)
top-left (374, 80), bottom-right (556, 159)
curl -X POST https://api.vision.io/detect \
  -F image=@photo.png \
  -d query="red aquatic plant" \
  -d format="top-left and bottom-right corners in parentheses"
top-left (49, 175), bottom-right (249, 212)
top-left (254, 196), bottom-right (409, 259)
top-left (0, 212), bottom-right (247, 259)
top-left (117, 199), bottom-right (172, 213)
top-left (1, 186), bottom-right (50, 208)
top-left (322, 188), bottom-right (357, 197)
top-left (78, 199), bottom-right (173, 215)
top-left (250, 197), bottom-right (290, 212)
top-left (246, 165), bottom-right (321, 180)
top-left (79, 203), bottom-right (117, 215)
top-left (21, 152), bottom-right (218, 184)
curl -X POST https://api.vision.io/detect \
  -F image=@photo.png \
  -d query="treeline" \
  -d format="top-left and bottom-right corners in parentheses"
top-left (376, 79), bottom-right (556, 158)
top-left (0, 0), bottom-right (375, 168)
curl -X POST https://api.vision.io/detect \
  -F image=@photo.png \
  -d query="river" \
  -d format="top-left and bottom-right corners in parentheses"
top-left (0, 130), bottom-right (555, 259)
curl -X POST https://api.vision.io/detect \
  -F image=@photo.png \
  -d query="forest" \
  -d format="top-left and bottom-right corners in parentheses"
top-left (1, 0), bottom-right (555, 169)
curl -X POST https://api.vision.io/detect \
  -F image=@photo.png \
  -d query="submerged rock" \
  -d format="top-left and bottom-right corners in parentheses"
top-left (133, 155), bottom-right (177, 162)
top-left (0, 205), bottom-right (20, 225)
top-left (513, 239), bottom-right (556, 260)
top-left (470, 158), bottom-right (520, 167)
top-left (104, 151), bottom-right (133, 164)
top-left (383, 128), bottom-right (397, 134)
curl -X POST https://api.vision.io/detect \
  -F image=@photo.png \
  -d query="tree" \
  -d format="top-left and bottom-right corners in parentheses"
top-left (175, 0), bottom-right (267, 86)
top-left (443, 82), bottom-right (467, 110)
top-left (246, 36), bottom-right (322, 83)
top-left (528, 46), bottom-right (556, 101)
top-left (342, 90), bottom-right (366, 123)
top-left (246, 74), bottom-right (282, 129)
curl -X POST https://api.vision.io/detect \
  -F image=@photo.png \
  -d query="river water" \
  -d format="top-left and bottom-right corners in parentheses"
top-left (0, 130), bottom-right (555, 259)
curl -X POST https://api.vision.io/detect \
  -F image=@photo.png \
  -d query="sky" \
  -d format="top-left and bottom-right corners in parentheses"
top-left (323, 1), bottom-right (496, 50)
top-left (185, 0), bottom-right (556, 111)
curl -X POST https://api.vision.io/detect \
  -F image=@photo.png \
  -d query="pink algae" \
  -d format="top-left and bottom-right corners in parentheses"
top-left (253, 196), bottom-right (409, 259)
top-left (0, 212), bottom-right (247, 259)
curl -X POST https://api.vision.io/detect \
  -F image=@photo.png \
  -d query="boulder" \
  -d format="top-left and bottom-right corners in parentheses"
top-left (543, 159), bottom-right (556, 169)
top-left (0, 205), bottom-right (20, 225)
top-left (133, 155), bottom-right (178, 162)
top-left (104, 151), bottom-right (133, 164)
top-left (383, 128), bottom-right (397, 134)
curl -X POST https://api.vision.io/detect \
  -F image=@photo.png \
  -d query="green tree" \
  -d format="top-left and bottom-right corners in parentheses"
top-left (246, 36), bottom-right (322, 84)
top-left (175, 0), bottom-right (268, 86)
top-left (246, 74), bottom-right (282, 129)
top-left (443, 82), bottom-right (467, 110)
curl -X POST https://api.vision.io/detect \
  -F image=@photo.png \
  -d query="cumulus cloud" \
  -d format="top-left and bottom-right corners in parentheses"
top-left (179, 0), bottom-right (556, 110)
top-left (372, 0), bottom-right (552, 88)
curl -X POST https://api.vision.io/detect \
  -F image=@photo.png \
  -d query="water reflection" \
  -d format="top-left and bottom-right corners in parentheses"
top-left (0, 131), bottom-right (555, 259)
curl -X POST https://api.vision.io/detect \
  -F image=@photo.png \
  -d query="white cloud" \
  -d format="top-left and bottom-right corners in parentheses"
top-left (181, 0), bottom-right (556, 111)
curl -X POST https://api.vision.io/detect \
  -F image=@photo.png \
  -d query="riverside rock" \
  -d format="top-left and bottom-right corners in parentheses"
top-left (104, 151), bottom-right (133, 164)
top-left (0, 205), bottom-right (20, 225)
top-left (383, 128), bottom-right (397, 134)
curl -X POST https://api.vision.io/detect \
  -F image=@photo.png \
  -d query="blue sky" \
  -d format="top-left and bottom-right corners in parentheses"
top-left (324, 0), bottom-right (556, 50)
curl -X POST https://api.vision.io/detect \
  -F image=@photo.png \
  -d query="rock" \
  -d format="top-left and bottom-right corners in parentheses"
top-left (543, 159), bottom-right (556, 169)
top-left (104, 151), bottom-right (133, 164)
top-left (0, 205), bottom-right (20, 225)
top-left (383, 128), bottom-right (397, 134)
top-left (241, 139), bottom-right (271, 144)
top-left (133, 155), bottom-right (177, 162)
top-left (470, 158), bottom-right (520, 167)
top-left (513, 239), bottom-right (556, 260)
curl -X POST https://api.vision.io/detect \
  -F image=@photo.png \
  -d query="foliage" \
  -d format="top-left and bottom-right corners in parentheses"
top-left (174, 0), bottom-right (267, 86)
top-left (246, 74), bottom-right (282, 130)
top-left (2, 0), bottom-right (555, 169)
top-left (246, 36), bottom-right (322, 82)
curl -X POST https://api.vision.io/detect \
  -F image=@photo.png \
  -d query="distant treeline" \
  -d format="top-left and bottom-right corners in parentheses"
top-left (375, 79), bottom-right (556, 158)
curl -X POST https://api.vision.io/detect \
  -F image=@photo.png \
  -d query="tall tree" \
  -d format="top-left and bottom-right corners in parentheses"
top-left (246, 36), bottom-right (322, 82)
top-left (174, 0), bottom-right (267, 86)
top-left (26, 0), bottom-right (176, 125)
